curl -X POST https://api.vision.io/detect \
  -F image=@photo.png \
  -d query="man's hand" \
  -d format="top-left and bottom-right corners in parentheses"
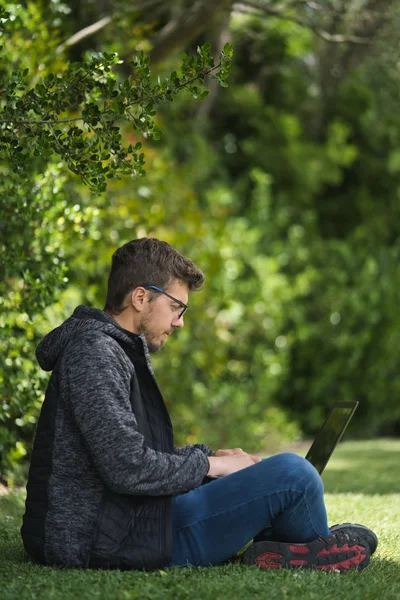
top-left (214, 447), bottom-right (262, 463)
top-left (207, 447), bottom-right (262, 478)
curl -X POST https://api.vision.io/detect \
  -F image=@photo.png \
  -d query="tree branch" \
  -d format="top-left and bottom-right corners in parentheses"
top-left (55, 0), bottom-right (166, 55)
top-left (317, 30), bottom-right (370, 44)
top-left (0, 118), bottom-right (83, 125)
top-left (0, 62), bottom-right (224, 128)
top-left (150, 0), bottom-right (233, 64)
top-left (234, 1), bottom-right (372, 44)
top-left (56, 16), bottom-right (113, 54)
top-left (196, 17), bottom-right (232, 124)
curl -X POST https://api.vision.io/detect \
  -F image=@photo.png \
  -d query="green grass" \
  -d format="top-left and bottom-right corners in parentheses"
top-left (1, 439), bottom-right (400, 599)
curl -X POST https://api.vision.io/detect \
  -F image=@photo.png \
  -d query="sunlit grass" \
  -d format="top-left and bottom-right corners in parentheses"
top-left (1, 439), bottom-right (400, 600)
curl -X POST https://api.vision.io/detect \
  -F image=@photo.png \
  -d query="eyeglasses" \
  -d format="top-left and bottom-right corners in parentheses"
top-left (144, 285), bottom-right (188, 319)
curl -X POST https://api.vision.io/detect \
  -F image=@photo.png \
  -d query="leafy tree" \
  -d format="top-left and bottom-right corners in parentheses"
top-left (0, 7), bottom-right (232, 191)
top-left (0, 1), bottom-right (233, 481)
top-left (162, 11), bottom-right (400, 437)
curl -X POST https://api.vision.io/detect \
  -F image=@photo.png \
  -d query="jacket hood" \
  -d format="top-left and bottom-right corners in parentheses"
top-left (36, 305), bottom-right (146, 371)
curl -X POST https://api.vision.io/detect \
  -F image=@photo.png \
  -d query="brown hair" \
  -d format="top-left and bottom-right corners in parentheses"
top-left (104, 238), bottom-right (205, 314)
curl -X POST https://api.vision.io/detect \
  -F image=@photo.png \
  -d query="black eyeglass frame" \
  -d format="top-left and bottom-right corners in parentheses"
top-left (144, 285), bottom-right (188, 319)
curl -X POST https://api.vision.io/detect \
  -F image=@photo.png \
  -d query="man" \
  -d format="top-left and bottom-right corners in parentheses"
top-left (21, 238), bottom-right (377, 572)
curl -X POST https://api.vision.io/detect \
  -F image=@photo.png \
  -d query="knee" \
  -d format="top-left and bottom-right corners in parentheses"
top-left (274, 452), bottom-right (313, 470)
top-left (263, 452), bottom-right (324, 493)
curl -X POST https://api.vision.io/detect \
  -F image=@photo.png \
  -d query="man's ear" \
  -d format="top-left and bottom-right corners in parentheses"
top-left (130, 287), bottom-right (147, 313)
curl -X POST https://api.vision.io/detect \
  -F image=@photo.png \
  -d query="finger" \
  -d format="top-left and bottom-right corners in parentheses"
top-left (214, 449), bottom-right (234, 456)
top-left (249, 454), bottom-right (262, 463)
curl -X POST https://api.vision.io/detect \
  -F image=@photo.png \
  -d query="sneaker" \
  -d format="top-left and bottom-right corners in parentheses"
top-left (242, 531), bottom-right (370, 572)
top-left (329, 523), bottom-right (378, 555)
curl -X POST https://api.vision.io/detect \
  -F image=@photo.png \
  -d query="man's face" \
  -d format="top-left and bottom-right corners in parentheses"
top-left (138, 279), bottom-right (189, 353)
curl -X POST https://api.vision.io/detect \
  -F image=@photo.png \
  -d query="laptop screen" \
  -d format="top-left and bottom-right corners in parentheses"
top-left (305, 401), bottom-right (358, 474)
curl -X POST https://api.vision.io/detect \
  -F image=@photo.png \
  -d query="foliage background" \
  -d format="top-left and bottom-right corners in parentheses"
top-left (1, 0), bottom-right (400, 483)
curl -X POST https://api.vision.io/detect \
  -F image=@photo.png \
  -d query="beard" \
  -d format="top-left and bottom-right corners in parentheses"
top-left (138, 313), bottom-right (170, 353)
top-left (144, 335), bottom-right (166, 353)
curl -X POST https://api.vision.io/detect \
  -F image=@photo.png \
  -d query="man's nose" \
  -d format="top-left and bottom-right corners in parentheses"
top-left (172, 314), bottom-right (184, 329)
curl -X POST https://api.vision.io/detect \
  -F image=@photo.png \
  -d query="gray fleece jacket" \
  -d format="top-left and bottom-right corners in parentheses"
top-left (21, 306), bottom-right (211, 568)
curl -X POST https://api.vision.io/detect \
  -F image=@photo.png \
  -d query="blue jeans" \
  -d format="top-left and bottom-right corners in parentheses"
top-left (170, 453), bottom-right (330, 567)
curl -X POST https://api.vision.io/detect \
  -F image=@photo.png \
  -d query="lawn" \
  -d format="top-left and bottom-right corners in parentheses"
top-left (1, 439), bottom-right (400, 600)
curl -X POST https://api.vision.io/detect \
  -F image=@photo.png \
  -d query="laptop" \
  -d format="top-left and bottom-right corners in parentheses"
top-left (305, 401), bottom-right (359, 474)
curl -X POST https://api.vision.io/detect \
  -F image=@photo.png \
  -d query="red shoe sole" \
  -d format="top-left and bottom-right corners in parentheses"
top-left (243, 537), bottom-right (371, 573)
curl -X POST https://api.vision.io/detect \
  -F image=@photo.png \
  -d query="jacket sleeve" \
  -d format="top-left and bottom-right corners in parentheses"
top-left (63, 332), bottom-right (210, 496)
top-left (174, 444), bottom-right (213, 457)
